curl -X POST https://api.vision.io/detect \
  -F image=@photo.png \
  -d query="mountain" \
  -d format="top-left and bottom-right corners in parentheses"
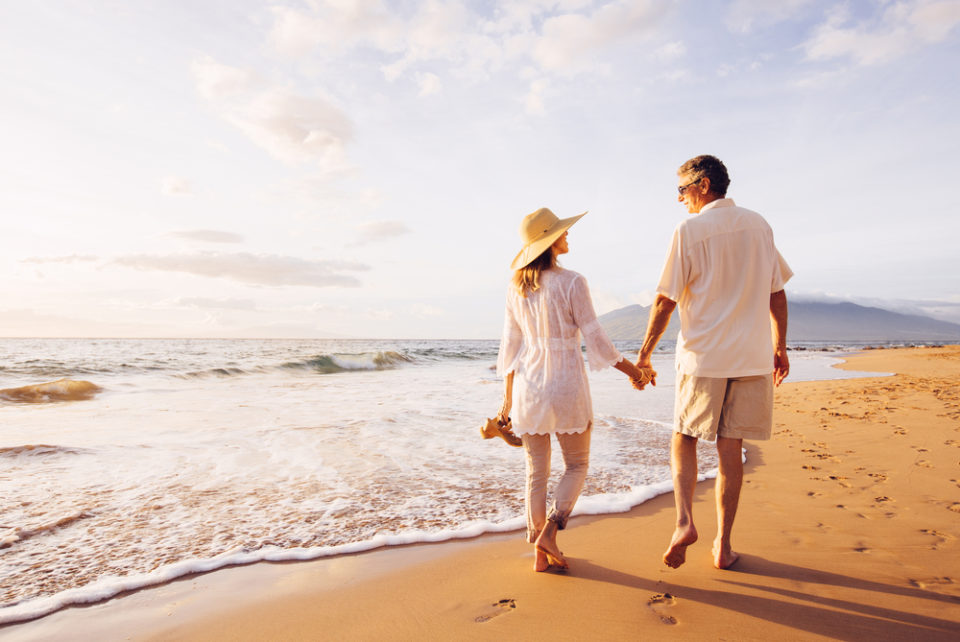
top-left (597, 300), bottom-right (960, 342)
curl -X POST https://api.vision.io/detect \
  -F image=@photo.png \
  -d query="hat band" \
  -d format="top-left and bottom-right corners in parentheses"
top-left (526, 225), bottom-right (559, 245)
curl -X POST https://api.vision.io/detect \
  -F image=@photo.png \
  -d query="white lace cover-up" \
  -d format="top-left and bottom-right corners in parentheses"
top-left (496, 268), bottom-right (624, 436)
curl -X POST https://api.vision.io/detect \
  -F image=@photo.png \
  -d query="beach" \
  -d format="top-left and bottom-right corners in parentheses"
top-left (3, 344), bottom-right (958, 640)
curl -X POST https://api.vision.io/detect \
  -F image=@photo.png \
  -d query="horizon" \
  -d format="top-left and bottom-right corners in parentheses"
top-left (2, 295), bottom-right (959, 341)
top-left (3, 2), bottom-right (959, 339)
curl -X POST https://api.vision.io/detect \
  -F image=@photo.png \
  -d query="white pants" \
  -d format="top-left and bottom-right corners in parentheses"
top-left (521, 425), bottom-right (591, 543)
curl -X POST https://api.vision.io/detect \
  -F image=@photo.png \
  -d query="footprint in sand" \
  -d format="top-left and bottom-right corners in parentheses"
top-left (853, 545), bottom-right (870, 553)
top-left (920, 529), bottom-right (955, 550)
top-left (647, 593), bottom-right (678, 625)
top-left (868, 472), bottom-right (888, 482)
top-left (893, 426), bottom-right (908, 435)
top-left (474, 598), bottom-right (516, 623)
top-left (915, 460), bottom-right (934, 468)
top-left (909, 577), bottom-right (955, 590)
top-left (948, 503), bottom-right (960, 514)
top-left (828, 475), bottom-right (851, 488)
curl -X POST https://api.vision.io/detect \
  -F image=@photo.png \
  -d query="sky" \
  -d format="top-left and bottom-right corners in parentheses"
top-left (2, 0), bottom-right (959, 339)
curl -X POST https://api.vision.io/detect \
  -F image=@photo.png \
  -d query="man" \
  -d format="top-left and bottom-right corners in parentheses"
top-left (637, 155), bottom-right (791, 570)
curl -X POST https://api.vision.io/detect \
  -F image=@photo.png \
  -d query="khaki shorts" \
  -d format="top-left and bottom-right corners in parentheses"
top-left (674, 373), bottom-right (774, 442)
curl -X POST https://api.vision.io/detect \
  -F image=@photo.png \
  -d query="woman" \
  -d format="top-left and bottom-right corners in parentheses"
top-left (497, 207), bottom-right (653, 572)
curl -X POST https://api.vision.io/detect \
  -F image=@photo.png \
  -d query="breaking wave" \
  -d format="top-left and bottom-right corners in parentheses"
top-left (0, 339), bottom-right (503, 383)
top-left (280, 350), bottom-right (415, 374)
top-left (0, 445), bottom-right (89, 458)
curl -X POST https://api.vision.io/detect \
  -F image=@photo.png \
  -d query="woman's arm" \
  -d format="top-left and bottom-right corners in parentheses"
top-left (613, 358), bottom-right (656, 389)
top-left (498, 371), bottom-right (514, 423)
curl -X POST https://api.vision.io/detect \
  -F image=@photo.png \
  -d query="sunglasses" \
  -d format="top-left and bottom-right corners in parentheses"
top-left (678, 177), bottom-right (702, 195)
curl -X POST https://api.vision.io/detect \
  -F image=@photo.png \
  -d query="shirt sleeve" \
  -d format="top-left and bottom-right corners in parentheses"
top-left (656, 225), bottom-right (685, 301)
top-left (496, 290), bottom-right (523, 377)
top-left (569, 274), bottom-right (623, 372)
top-left (770, 247), bottom-right (793, 292)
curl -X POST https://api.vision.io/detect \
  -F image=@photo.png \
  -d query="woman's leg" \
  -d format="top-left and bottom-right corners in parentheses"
top-left (522, 432), bottom-right (551, 544)
top-left (550, 425), bottom-right (592, 526)
top-left (535, 425), bottom-right (591, 566)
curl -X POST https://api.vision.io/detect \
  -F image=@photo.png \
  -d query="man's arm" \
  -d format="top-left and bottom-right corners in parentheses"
top-left (770, 289), bottom-right (789, 386)
top-left (635, 294), bottom-right (677, 384)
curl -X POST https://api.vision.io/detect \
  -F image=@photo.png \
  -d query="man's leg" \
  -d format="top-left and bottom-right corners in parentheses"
top-left (663, 431), bottom-right (699, 568)
top-left (713, 436), bottom-right (743, 569)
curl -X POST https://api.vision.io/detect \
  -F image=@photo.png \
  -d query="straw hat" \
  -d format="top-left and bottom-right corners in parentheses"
top-left (510, 207), bottom-right (587, 270)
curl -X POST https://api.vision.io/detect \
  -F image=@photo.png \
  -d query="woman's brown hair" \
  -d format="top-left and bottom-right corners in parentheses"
top-left (512, 247), bottom-right (556, 297)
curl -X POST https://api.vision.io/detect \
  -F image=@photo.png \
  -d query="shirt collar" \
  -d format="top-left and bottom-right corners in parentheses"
top-left (700, 197), bottom-right (735, 213)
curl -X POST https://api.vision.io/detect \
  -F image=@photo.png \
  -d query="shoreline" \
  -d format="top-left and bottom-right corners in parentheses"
top-left (4, 345), bottom-right (960, 640)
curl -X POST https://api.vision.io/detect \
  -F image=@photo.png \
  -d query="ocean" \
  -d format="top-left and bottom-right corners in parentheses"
top-left (0, 338), bottom-right (889, 624)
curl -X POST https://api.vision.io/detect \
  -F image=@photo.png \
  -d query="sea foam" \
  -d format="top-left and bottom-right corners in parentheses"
top-left (0, 337), bottom-right (859, 626)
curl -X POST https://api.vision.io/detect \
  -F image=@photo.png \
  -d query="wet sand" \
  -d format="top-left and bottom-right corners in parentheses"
top-left (4, 346), bottom-right (960, 641)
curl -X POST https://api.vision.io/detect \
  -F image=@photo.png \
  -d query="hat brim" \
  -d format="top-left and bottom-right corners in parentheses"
top-left (510, 211), bottom-right (586, 270)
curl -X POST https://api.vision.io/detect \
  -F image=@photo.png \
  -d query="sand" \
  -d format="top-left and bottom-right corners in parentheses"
top-left (4, 346), bottom-right (959, 641)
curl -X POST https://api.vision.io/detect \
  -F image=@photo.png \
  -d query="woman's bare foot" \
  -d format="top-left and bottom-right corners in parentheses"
top-left (712, 538), bottom-right (740, 569)
top-left (534, 548), bottom-right (550, 572)
top-left (663, 524), bottom-right (698, 568)
top-left (534, 521), bottom-right (568, 569)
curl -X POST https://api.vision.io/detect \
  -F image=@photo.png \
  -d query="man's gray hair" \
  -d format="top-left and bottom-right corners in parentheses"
top-left (679, 155), bottom-right (730, 197)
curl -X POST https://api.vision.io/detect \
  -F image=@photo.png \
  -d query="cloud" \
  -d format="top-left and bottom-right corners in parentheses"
top-left (354, 219), bottom-right (411, 244)
top-left (192, 57), bottom-right (354, 171)
top-left (21, 255), bottom-right (99, 264)
top-left (803, 0), bottom-right (960, 66)
top-left (725, 0), bottom-right (813, 34)
top-left (532, 0), bottom-right (666, 74)
top-left (226, 89), bottom-right (353, 167)
top-left (0, 309), bottom-right (171, 339)
top-left (416, 72), bottom-right (442, 96)
top-left (524, 78), bottom-right (549, 115)
top-left (113, 252), bottom-right (369, 287)
top-left (161, 176), bottom-right (193, 196)
top-left (654, 40), bottom-right (686, 61)
top-left (910, 0), bottom-right (960, 40)
top-left (169, 229), bottom-right (245, 244)
top-left (409, 304), bottom-right (443, 318)
top-left (192, 56), bottom-right (258, 100)
top-left (789, 291), bottom-right (960, 325)
top-left (266, 0), bottom-right (670, 87)
top-left (268, 3), bottom-right (402, 58)
top-left (176, 297), bottom-right (258, 310)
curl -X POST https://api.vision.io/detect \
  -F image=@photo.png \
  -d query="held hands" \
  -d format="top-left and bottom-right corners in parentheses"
top-left (631, 366), bottom-right (657, 390)
top-left (631, 355), bottom-right (658, 391)
top-left (613, 358), bottom-right (655, 391)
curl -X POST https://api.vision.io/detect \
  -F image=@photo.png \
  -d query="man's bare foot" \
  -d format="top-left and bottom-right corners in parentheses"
top-left (663, 524), bottom-right (698, 568)
top-left (712, 540), bottom-right (740, 569)
top-left (534, 548), bottom-right (550, 572)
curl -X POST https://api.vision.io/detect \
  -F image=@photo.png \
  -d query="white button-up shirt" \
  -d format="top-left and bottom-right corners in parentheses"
top-left (657, 198), bottom-right (793, 378)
